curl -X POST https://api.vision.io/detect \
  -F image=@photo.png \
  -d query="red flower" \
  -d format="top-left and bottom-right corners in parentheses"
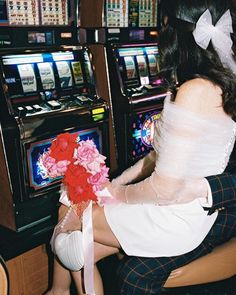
top-left (63, 163), bottom-right (97, 203)
top-left (50, 132), bottom-right (77, 162)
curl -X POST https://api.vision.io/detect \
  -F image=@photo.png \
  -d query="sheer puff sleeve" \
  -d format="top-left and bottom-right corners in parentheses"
top-left (107, 92), bottom-right (235, 205)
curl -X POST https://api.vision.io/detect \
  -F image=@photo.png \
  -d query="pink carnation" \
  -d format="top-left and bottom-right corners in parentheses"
top-left (88, 165), bottom-right (109, 192)
top-left (40, 152), bottom-right (70, 178)
top-left (40, 152), bottom-right (56, 170)
top-left (73, 140), bottom-right (106, 173)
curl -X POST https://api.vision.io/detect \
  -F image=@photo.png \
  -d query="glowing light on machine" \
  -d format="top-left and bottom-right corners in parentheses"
top-left (52, 51), bottom-right (74, 61)
top-left (3, 54), bottom-right (43, 65)
top-left (131, 110), bottom-right (161, 158)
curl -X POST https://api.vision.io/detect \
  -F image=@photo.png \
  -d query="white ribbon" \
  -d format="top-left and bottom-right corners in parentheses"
top-left (193, 9), bottom-right (236, 74)
top-left (59, 186), bottom-right (95, 294)
top-left (82, 201), bottom-right (95, 295)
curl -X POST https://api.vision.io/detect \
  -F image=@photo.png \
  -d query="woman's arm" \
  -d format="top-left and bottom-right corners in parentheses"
top-left (108, 79), bottom-right (231, 205)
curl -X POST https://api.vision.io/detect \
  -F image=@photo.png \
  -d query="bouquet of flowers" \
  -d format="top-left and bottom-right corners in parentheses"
top-left (40, 132), bottom-right (110, 293)
top-left (39, 132), bottom-right (109, 215)
top-left (39, 132), bottom-right (112, 294)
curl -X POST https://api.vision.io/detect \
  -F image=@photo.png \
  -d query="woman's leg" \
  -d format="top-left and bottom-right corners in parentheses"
top-left (72, 242), bottom-right (119, 295)
top-left (71, 204), bottom-right (120, 295)
top-left (92, 204), bottom-right (121, 247)
top-left (46, 203), bottom-right (120, 295)
top-left (44, 205), bottom-right (73, 295)
top-left (44, 259), bottom-right (71, 295)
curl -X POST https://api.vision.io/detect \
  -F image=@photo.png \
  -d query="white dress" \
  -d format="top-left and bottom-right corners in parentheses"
top-left (104, 95), bottom-right (236, 257)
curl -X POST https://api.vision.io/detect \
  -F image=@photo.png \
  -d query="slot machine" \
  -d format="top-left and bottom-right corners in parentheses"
top-left (79, 0), bottom-right (167, 173)
top-left (0, 0), bottom-right (109, 231)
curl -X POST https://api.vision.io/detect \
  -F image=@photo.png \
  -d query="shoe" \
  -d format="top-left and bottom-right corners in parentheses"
top-left (54, 231), bottom-right (84, 272)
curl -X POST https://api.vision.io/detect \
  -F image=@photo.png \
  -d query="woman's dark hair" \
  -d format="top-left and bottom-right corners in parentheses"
top-left (159, 0), bottom-right (236, 120)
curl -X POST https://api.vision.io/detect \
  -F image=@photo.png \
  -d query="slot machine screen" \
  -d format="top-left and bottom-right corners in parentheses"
top-left (115, 45), bottom-right (160, 91)
top-left (130, 108), bottom-right (161, 160)
top-left (1, 48), bottom-right (95, 107)
top-left (27, 127), bottom-right (103, 191)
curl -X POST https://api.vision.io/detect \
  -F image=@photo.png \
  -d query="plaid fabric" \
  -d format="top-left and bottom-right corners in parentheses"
top-left (117, 172), bottom-right (236, 295)
top-left (207, 173), bottom-right (236, 215)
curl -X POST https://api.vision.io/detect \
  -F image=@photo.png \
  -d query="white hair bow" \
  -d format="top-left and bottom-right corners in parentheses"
top-left (193, 9), bottom-right (236, 74)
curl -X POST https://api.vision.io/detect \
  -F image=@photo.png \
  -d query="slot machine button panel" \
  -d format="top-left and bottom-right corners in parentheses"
top-left (25, 105), bottom-right (35, 113)
top-left (46, 100), bottom-right (61, 110)
top-left (16, 106), bottom-right (27, 117)
top-left (32, 104), bottom-right (42, 112)
top-left (136, 86), bottom-right (144, 93)
top-left (143, 84), bottom-right (158, 91)
top-left (75, 95), bottom-right (92, 105)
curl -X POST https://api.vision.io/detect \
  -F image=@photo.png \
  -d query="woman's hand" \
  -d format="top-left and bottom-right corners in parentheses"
top-left (96, 181), bottom-right (123, 206)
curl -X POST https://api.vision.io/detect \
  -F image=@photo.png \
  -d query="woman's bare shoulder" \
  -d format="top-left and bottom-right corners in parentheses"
top-left (175, 78), bottom-right (222, 115)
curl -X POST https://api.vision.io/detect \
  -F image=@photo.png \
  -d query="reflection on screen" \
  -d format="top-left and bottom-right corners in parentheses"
top-left (27, 127), bottom-right (102, 190)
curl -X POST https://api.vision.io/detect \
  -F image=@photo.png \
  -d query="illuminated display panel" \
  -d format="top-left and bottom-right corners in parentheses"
top-left (129, 0), bottom-right (158, 27)
top-left (7, 0), bottom-right (40, 25)
top-left (115, 45), bottom-right (160, 90)
top-left (27, 127), bottom-right (103, 190)
top-left (138, 0), bottom-right (158, 27)
top-left (28, 31), bottom-right (54, 45)
top-left (130, 109), bottom-right (161, 160)
top-left (41, 0), bottom-right (68, 26)
top-left (3, 0), bottom-right (71, 26)
top-left (1, 49), bottom-right (95, 104)
top-left (105, 0), bottom-right (128, 27)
